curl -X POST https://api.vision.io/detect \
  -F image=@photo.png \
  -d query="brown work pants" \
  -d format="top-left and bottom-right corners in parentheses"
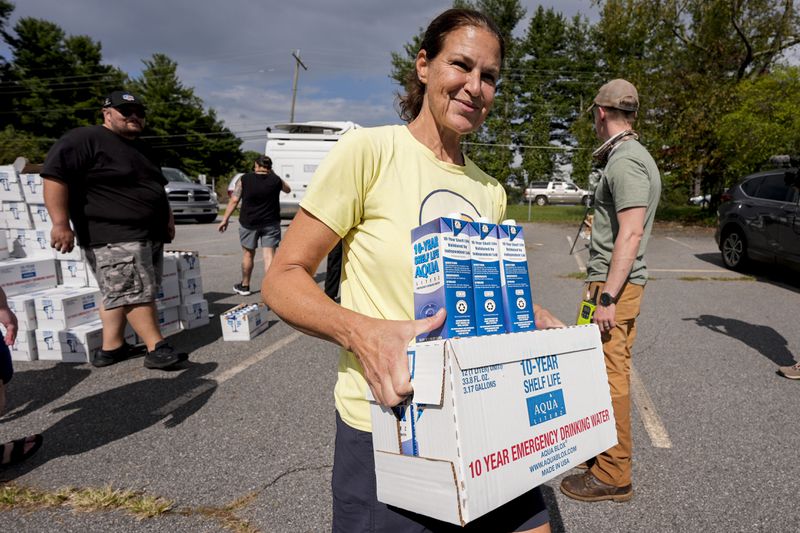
top-left (586, 281), bottom-right (644, 487)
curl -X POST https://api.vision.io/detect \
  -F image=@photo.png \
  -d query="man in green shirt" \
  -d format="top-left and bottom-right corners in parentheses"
top-left (561, 79), bottom-right (661, 503)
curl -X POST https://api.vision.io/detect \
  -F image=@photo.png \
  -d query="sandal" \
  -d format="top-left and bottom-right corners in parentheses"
top-left (0, 434), bottom-right (43, 469)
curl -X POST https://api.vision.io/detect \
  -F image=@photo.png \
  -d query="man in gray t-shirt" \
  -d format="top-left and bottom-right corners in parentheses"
top-left (561, 79), bottom-right (661, 503)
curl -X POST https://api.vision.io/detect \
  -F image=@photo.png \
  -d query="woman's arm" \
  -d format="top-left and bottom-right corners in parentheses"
top-left (263, 208), bottom-right (444, 406)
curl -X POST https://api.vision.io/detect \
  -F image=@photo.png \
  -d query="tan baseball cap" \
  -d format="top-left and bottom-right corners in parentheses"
top-left (589, 79), bottom-right (639, 112)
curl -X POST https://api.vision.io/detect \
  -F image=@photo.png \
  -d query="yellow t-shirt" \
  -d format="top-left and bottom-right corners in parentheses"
top-left (301, 125), bottom-right (507, 432)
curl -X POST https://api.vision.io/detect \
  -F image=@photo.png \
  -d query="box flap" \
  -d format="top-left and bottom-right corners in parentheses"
top-left (411, 340), bottom-right (446, 405)
top-left (374, 451), bottom-right (463, 526)
top-left (448, 325), bottom-right (600, 370)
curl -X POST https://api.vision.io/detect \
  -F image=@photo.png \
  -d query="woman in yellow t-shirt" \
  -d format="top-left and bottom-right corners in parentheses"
top-left (264, 8), bottom-right (561, 533)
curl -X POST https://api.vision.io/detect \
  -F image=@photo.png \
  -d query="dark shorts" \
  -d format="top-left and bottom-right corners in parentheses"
top-left (332, 412), bottom-right (549, 532)
top-left (239, 224), bottom-right (281, 250)
top-left (84, 241), bottom-right (163, 310)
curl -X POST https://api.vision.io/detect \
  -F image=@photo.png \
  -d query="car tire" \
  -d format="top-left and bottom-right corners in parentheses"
top-left (197, 214), bottom-right (218, 224)
top-left (581, 196), bottom-right (591, 207)
top-left (721, 228), bottom-right (748, 270)
top-left (535, 196), bottom-right (548, 206)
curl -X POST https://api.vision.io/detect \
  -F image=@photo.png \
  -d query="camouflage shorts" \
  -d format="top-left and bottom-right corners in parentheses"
top-left (84, 241), bottom-right (164, 310)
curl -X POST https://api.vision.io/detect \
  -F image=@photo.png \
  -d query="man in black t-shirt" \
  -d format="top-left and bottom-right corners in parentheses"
top-left (218, 155), bottom-right (290, 296)
top-left (42, 91), bottom-right (187, 370)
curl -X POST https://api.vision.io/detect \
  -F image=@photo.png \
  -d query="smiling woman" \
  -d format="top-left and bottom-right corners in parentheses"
top-left (262, 8), bottom-right (558, 533)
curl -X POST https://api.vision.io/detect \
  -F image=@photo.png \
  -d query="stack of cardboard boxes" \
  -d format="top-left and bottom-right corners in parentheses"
top-left (0, 160), bottom-right (209, 364)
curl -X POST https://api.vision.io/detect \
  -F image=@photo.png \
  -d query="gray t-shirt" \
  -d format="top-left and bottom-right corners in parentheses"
top-left (586, 139), bottom-right (661, 285)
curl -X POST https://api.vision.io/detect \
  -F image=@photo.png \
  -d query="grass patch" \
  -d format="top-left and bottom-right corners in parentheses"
top-left (0, 484), bottom-right (173, 518)
top-left (185, 491), bottom-right (260, 533)
top-left (506, 204), bottom-right (588, 223)
top-left (506, 203), bottom-right (716, 227)
top-left (679, 275), bottom-right (755, 282)
top-left (560, 271), bottom-right (587, 279)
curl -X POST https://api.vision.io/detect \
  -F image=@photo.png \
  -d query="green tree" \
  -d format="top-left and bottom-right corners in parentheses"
top-left (592, 0), bottom-right (800, 199)
top-left (717, 66), bottom-right (800, 180)
top-left (130, 53), bottom-right (242, 178)
top-left (0, 125), bottom-right (49, 164)
top-left (1, 17), bottom-right (125, 138)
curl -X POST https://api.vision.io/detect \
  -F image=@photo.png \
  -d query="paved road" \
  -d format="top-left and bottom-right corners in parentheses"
top-left (2, 219), bottom-right (798, 532)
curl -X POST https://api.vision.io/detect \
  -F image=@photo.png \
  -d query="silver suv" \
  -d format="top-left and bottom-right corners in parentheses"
top-left (162, 167), bottom-right (219, 223)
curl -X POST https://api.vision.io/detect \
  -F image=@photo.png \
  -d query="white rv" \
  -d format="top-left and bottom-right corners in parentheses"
top-left (261, 121), bottom-right (361, 218)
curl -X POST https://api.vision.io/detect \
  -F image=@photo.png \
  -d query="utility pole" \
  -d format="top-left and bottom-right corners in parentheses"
top-left (290, 50), bottom-right (308, 123)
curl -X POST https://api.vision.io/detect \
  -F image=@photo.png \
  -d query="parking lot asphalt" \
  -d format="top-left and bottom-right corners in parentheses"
top-left (2, 218), bottom-right (798, 532)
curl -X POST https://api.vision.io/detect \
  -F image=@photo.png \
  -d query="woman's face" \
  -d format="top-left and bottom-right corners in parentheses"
top-left (417, 25), bottom-right (501, 137)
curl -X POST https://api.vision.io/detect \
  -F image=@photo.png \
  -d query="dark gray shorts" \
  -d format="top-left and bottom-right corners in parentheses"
top-left (84, 241), bottom-right (163, 310)
top-left (332, 412), bottom-right (549, 532)
top-left (239, 224), bottom-right (281, 250)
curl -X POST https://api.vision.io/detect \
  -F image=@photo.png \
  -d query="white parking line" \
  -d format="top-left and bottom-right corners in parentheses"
top-left (665, 236), bottom-right (694, 249)
top-left (565, 236), bottom-right (586, 273)
top-left (630, 365), bottom-right (672, 449)
top-left (154, 331), bottom-right (303, 416)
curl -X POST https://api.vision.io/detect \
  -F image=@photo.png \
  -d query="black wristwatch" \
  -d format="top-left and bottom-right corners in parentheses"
top-left (599, 292), bottom-right (616, 307)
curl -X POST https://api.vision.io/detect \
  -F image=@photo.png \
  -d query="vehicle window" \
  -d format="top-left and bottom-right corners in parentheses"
top-left (161, 167), bottom-right (194, 183)
top-left (754, 174), bottom-right (792, 202)
top-left (566, 185), bottom-right (576, 191)
top-left (740, 176), bottom-right (763, 197)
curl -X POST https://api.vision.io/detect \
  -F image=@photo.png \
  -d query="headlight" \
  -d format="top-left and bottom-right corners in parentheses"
top-left (210, 191), bottom-right (218, 202)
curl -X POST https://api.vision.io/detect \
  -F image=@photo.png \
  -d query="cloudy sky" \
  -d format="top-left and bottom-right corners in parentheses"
top-left (5, 1), bottom-right (596, 151)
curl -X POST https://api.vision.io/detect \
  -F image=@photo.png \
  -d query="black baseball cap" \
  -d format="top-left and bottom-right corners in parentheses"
top-left (103, 91), bottom-right (146, 109)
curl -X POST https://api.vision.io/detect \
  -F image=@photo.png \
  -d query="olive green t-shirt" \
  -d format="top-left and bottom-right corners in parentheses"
top-left (586, 139), bottom-right (661, 285)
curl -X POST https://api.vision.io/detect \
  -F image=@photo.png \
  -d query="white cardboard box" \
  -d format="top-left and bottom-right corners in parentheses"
top-left (7, 228), bottom-right (55, 259)
top-left (179, 299), bottom-right (209, 330)
top-left (0, 230), bottom-right (8, 259)
top-left (155, 275), bottom-right (180, 310)
top-left (162, 254), bottom-right (178, 278)
top-left (0, 257), bottom-right (58, 296)
top-left (178, 273), bottom-right (204, 303)
top-left (28, 203), bottom-right (53, 230)
top-left (8, 330), bottom-right (38, 361)
top-left (221, 303), bottom-right (270, 341)
top-left (35, 287), bottom-right (101, 330)
top-left (0, 167), bottom-right (24, 201)
top-left (6, 289), bottom-right (55, 331)
top-left (19, 173), bottom-right (44, 203)
top-left (36, 320), bottom-right (103, 363)
top-left (166, 250), bottom-right (201, 277)
top-left (370, 325), bottom-right (616, 526)
top-left (58, 259), bottom-right (89, 287)
top-left (157, 306), bottom-right (181, 337)
top-left (1, 200), bottom-right (33, 229)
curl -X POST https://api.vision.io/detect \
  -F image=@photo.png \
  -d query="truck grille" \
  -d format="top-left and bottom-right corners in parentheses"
top-left (168, 190), bottom-right (211, 203)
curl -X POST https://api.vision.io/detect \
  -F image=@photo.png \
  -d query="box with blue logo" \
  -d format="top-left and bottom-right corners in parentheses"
top-left (469, 220), bottom-right (504, 336)
top-left (498, 221), bottom-right (535, 332)
top-left (369, 325), bottom-right (616, 526)
top-left (412, 216), bottom-right (476, 341)
top-left (34, 287), bottom-right (101, 330)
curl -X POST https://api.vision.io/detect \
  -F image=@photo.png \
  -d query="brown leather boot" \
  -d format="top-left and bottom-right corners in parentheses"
top-left (560, 470), bottom-right (633, 502)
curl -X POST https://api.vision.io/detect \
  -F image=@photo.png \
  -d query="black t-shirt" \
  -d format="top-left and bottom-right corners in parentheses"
top-left (239, 171), bottom-right (283, 229)
top-left (41, 125), bottom-right (170, 246)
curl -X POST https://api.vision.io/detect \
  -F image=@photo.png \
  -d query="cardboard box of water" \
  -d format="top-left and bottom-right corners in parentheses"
top-left (498, 220), bottom-right (535, 332)
top-left (412, 216), bottom-right (476, 341)
top-left (35, 287), bottom-right (101, 330)
top-left (469, 220), bottom-right (505, 336)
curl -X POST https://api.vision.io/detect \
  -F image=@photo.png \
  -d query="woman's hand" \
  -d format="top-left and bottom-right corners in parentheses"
top-left (533, 304), bottom-right (565, 329)
top-left (348, 309), bottom-right (445, 407)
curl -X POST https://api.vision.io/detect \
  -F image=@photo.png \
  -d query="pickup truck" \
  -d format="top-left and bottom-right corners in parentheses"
top-left (524, 181), bottom-right (591, 206)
